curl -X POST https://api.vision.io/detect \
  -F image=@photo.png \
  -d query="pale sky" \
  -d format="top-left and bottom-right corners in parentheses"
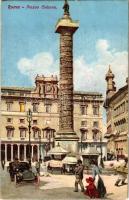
top-left (2, 0), bottom-right (128, 96)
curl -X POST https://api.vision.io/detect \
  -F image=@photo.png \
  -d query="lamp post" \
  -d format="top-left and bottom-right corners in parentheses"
top-left (27, 108), bottom-right (32, 167)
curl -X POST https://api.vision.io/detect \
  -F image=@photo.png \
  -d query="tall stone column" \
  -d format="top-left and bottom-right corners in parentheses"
top-left (55, 1), bottom-right (79, 154)
top-left (59, 31), bottom-right (74, 132)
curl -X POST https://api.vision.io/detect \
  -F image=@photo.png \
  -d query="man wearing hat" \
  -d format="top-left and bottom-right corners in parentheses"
top-left (74, 159), bottom-right (84, 192)
top-left (115, 157), bottom-right (128, 186)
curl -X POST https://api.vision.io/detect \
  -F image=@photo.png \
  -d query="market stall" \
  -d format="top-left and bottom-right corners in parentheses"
top-left (81, 146), bottom-right (100, 168)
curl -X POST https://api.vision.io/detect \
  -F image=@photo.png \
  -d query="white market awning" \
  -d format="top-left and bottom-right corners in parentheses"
top-left (62, 156), bottom-right (77, 164)
top-left (48, 143), bottom-right (69, 155)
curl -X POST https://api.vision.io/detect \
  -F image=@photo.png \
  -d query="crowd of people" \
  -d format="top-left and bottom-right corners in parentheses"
top-left (74, 159), bottom-right (106, 198)
top-left (1, 156), bottom-right (128, 198)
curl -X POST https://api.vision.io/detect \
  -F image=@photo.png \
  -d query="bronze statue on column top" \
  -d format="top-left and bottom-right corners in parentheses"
top-left (63, 0), bottom-right (70, 16)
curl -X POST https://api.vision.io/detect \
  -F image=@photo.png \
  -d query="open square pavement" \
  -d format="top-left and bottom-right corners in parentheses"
top-left (0, 166), bottom-right (128, 200)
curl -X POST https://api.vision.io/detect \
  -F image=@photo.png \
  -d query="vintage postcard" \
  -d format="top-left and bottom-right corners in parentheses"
top-left (1, 0), bottom-right (128, 199)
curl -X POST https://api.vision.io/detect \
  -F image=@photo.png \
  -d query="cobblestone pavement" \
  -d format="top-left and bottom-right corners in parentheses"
top-left (0, 166), bottom-right (128, 200)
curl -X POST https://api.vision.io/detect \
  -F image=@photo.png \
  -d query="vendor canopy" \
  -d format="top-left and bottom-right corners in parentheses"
top-left (48, 160), bottom-right (63, 168)
top-left (48, 143), bottom-right (69, 155)
top-left (81, 146), bottom-right (100, 155)
top-left (62, 156), bottom-right (77, 164)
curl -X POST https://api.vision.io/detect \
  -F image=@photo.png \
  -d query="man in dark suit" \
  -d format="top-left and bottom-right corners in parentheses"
top-left (74, 159), bottom-right (84, 192)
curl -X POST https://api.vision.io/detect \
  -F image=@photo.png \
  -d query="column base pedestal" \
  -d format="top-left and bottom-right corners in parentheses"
top-left (55, 131), bottom-right (79, 154)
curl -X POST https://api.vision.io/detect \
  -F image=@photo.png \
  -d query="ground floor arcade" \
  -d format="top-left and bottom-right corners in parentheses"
top-left (1, 142), bottom-right (53, 162)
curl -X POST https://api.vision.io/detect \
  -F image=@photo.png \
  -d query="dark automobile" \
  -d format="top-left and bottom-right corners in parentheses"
top-left (15, 162), bottom-right (38, 185)
top-left (17, 161), bottom-right (30, 172)
top-left (8, 161), bottom-right (38, 185)
top-left (8, 161), bottom-right (30, 182)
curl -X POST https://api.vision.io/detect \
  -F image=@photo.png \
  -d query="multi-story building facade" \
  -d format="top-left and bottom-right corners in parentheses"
top-left (1, 75), bottom-right (107, 162)
top-left (104, 66), bottom-right (128, 158)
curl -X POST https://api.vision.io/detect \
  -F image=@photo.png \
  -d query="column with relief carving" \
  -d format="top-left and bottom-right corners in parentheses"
top-left (55, 0), bottom-right (79, 153)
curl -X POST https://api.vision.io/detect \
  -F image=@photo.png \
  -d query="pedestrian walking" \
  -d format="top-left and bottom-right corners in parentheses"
top-left (91, 160), bottom-right (106, 198)
top-left (74, 159), bottom-right (84, 192)
top-left (115, 157), bottom-right (128, 186)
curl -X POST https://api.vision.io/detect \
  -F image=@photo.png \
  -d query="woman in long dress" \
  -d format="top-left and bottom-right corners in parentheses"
top-left (91, 160), bottom-right (106, 198)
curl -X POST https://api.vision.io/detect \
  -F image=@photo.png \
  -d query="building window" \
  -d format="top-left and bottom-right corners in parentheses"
top-left (33, 120), bottom-right (37, 125)
top-left (33, 130), bottom-right (40, 139)
top-left (33, 103), bottom-right (38, 112)
top-left (20, 119), bottom-right (25, 124)
top-left (80, 106), bottom-right (87, 115)
top-left (7, 129), bottom-right (14, 138)
top-left (19, 102), bottom-right (25, 112)
top-left (20, 129), bottom-right (26, 138)
top-left (46, 130), bottom-right (51, 140)
top-left (93, 132), bottom-right (98, 141)
top-left (7, 103), bottom-right (12, 111)
top-left (81, 131), bottom-right (87, 141)
top-left (81, 121), bottom-right (87, 127)
top-left (93, 121), bottom-right (99, 128)
top-left (7, 118), bottom-right (12, 123)
top-left (93, 106), bottom-right (99, 115)
top-left (46, 105), bottom-right (51, 113)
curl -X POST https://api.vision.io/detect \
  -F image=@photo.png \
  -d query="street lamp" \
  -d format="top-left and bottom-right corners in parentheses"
top-left (27, 108), bottom-right (32, 167)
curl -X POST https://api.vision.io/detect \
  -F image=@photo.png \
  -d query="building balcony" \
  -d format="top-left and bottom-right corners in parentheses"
top-left (20, 137), bottom-right (25, 140)
top-left (92, 127), bottom-right (100, 132)
top-left (80, 126), bottom-right (88, 131)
